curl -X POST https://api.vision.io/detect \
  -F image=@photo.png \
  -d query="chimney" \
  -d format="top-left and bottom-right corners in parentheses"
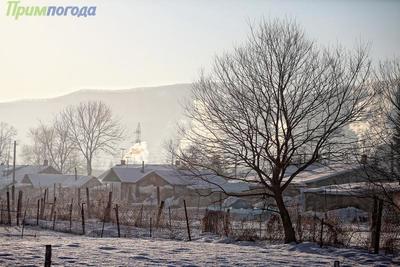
top-left (141, 161), bottom-right (145, 173)
top-left (360, 154), bottom-right (367, 165)
top-left (120, 159), bottom-right (126, 166)
top-left (43, 159), bottom-right (49, 166)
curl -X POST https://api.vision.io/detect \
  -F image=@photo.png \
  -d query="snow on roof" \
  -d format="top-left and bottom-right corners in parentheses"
top-left (0, 165), bottom-right (60, 190)
top-left (149, 169), bottom-right (191, 186)
top-left (288, 163), bottom-right (361, 185)
top-left (239, 163), bottom-right (333, 183)
top-left (102, 164), bottom-right (192, 185)
top-left (302, 181), bottom-right (400, 196)
top-left (7, 165), bottom-right (60, 182)
top-left (187, 173), bottom-right (250, 193)
top-left (101, 164), bottom-right (250, 193)
top-left (21, 174), bottom-right (101, 189)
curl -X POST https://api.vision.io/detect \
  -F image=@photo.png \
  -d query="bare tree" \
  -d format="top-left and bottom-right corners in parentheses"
top-left (177, 19), bottom-right (372, 243)
top-left (22, 127), bottom-right (47, 166)
top-left (359, 58), bottom-right (400, 212)
top-left (22, 119), bottom-right (81, 173)
top-left (0, 122), bottom-right (17, 164)
top-left (60, 101), bottom-right (124, 175)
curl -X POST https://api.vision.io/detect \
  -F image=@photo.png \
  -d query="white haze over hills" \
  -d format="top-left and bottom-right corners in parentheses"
top-left (0, 84), bottom-right (192, 170)
top-left (0, 82), bottom-right (363, 172)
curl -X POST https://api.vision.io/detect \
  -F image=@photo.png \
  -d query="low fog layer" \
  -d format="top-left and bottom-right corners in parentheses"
top-left (0, 83), bottom-right (191, 167)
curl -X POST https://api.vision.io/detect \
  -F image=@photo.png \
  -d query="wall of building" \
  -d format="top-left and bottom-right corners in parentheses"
top-left (304, 192), bottom-right (373, 212)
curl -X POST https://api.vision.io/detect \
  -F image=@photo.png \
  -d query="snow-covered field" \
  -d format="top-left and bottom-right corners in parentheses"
top-left (0, 226), bottom-right (397, 266)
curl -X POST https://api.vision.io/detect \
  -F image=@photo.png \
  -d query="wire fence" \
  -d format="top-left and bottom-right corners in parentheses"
top-left (0, 187), bottom-right (399, 255)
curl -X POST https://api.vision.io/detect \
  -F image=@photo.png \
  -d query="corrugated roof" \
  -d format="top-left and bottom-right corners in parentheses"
top-left (21, 173), bottom-right (101, 189)
top-left (0, 165), bottom-right (61, 190)
top-left (100, 164), bottom-right (243, 190)
top-left (101, 164), bottom-right (178, 183)
top-left (289, 164), bottom-right (361, 185)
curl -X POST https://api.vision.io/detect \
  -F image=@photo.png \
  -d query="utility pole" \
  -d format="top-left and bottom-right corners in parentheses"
top-left (11, 141), bottom-right (16, 209)
top-left (135, 123), bottom-right (141, 144)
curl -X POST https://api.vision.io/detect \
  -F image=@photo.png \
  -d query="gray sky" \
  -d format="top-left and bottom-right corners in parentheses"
top-left (0, 0), bottom-right (399, 102)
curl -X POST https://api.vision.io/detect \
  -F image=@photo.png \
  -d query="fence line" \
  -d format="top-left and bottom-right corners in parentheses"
top-left (0, 188), bottom-right (399, 254)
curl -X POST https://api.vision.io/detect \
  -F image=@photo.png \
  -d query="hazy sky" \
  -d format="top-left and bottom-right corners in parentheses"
top-left (0, 0), bottom-right (399, 102)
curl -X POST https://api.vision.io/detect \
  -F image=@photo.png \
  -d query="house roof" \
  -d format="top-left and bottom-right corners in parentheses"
top-left (0, 165), bottom-right (61, 189)
top-left (289, 163), bottom-right (362, 186)
top-left (302, 181), bottom-right (400, 196)
top-left (14, 165), bottom-right (60, 182)
top-left (100, 164), bottom-right (248, 192)
top-left (21, 173), bottom-right (101, 189)
top-left (101, 164), bottom-right (181, 184)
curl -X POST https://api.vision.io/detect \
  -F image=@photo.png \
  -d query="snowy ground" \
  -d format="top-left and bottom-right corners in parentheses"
top-left (0, 226), bottom-right (397, 266)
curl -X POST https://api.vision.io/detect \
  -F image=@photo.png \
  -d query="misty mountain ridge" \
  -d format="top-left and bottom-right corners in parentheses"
top-left (0, 84), bottom-right (193, 168)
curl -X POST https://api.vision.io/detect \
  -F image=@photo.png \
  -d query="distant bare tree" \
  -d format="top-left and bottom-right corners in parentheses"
top-left (359, 59), bottom-right (400, 211)
top-left (177, 19), bottom-right (372, 243)
top-left (60, 101), bottom-right (124, 175)
top-left (0, 122), bottom-right (17, 164)
top-left (22, 119), bottom-right (81, 173)
top-left (22, 127), bottom-right (48, 166)
top-left (163, 138), bottom-right (180, 165)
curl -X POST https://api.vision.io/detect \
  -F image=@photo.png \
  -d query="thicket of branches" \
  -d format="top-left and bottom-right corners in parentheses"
top-left (0, 122), bottom-right (17, 165)
top-left (175, 19), bottom-right (373, 243)
top-left (23, 101), bottom-right (124, 175)
top-left (358, 59), bottom-right (400, 212)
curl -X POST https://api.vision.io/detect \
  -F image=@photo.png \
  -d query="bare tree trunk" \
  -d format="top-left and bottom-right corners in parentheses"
top-left (86, 159), bottom-right (92, 176)
top-left (275, 191), bottom-right (296, 243)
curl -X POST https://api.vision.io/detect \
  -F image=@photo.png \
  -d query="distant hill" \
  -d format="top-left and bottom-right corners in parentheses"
top-left (0, 84), bottom-right (192, 168)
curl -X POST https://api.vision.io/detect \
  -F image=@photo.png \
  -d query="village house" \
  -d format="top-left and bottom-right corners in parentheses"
top-left (18, 173), bottom-right (102, 202)
top-left (100, 161), bottom-right (251, 206)
top-left (0, 161), bottom-right (60, 193)
top-left (286, 162), bottom-right (398, 212)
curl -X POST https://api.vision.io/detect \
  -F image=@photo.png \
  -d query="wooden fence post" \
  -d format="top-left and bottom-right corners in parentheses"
top-left (52, 211), bottom-right (57, 230)
top-left (157, 186), bottom-right (161, 206)
top-left (105, 191), bottom-right (112, 222)
top-left (183, 200), bottom-right (191, 241)
top-left (0, 203), bottom-right (3, 224)
top-left (6, 191), bottom-right (11, 225)
top-left (86, 187), bottom-right (91, 219)
top-left (69, 199), bottom-right (73, 232)
top-left (224, 209), bottom-right (230, 237)
top-left (36, 199), bottom-right (40, 225)
top-left (156, 201), bottom-right (164, 228)
top-left (312, 213), bottom-right (317, 242)
top-left (168, 207), bottom-right (172, 230)
top-left (319, 218), bottom-right (324, 248)
top-left (50, 197), bottom-right (56, 221)
top-left (81, 203), bottom-right (85, 235)
top-left (297, 214), bottom-right (303, 242)
top-left (115, 204), bottom-right (120, 238)
top-left (44, 245), bottom-right (52, 267)
top-left (372, 198), bottom-right (383, 254)
top-left (101, 205), bottom-right (107, 238)
top-left (149, 217), bottom-right (152, 237)
top-left (21, 210), bottom-right (27, 238)
top-left (137, 204), bottom-right (143, 227)
top-left (16, 190), bottom-right (23, 226)
top-left (40, 195), bottom-right (45, 220)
